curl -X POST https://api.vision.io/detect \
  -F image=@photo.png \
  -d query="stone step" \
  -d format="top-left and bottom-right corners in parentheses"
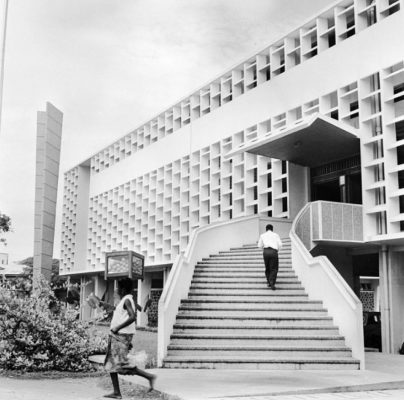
top-left (187, 294), bottom-right (310, 302)
top-left (182, 298), bottom-right (320, 304)
top-left (179, 303), bottom-right (325, 311)
top-left (163, 356), bottom-right (360, 370)
top-left (195, 266), bottom-right (292, 270)
top-left (175, 315), bottom-right (333, 326)
top-left (178, 309), bottom-right (328, 318)
top-left (234, 245), bottom-right (291, 251)
top-left (195, 260), bottom-right (292, 268)
top-left (217, 254), bottom-right (291, 259)
top-left (206, 254), bottom-right (291, 259)
top-left (194, 265), bottom-right (292, 271)
top-left (206, 255), bottom-right (291, 259)
top-left (201, 257), bottom-right (292, 262)
top-left (191, 276), bottom-right (301, 288)
top-left (167, 346), bottom-right (352, 357)
top-left (170, 334), bottom-right (345, 347)
top-left (193, 270), bottom-right (296, 275)
top-left (238, 243), bottom-right (291, 249)
top-left (191, 278), bottom-right (299, 284)
top-left (190, 280), bottom-right (303, 291)
top-left (190, 282), bottom-right (300, 288)
top-left (188, 288), bottom-right (307, 301)
top-left (199, 258), bottom-right (291, 262)
top-left (231, 244), bottom-right (291, 249)
top-left (173, 324), bottom-right (339, 335)
top-left (192, 272), bottom-right (296, 278)
top-left (190, 284), bottom-right (303, 291)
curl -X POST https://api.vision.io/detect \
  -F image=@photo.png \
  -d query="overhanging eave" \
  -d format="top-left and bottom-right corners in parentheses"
top-left (225, 113), bottom-right (361, 167)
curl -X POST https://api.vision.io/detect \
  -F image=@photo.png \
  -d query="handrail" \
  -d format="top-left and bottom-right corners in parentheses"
top-left (290, 201), bottom-right (365, 369)
top-left (157, 215), bottom-right (292, 367)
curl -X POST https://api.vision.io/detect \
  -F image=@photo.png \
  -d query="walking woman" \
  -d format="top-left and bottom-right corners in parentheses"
top-left (104, 277), bottom-right (156, 399)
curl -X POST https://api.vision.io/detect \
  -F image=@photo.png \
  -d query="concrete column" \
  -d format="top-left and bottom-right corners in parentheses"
top-left (379, 246), bottom-right (393, 353)
top-left (33, 103), bottom-right (63, 284)
top-left (80, 276), bottom-right (95, 320)
top-left (388, 250), bottom-right (404, 353)
top-left (137, 274), bottom-right (152, 327)
top-left (93, 276), bottom-right (107, 319)
top-left (94, 275), bottom-right (107, 299)
top-left (163, 267), bottom-right (170, 285)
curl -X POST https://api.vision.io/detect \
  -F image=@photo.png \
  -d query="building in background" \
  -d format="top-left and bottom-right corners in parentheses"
top-left (60, 0), bottom-right (404, 354)
top-left (0, 251), bottom-right (7, 266)
top-left (34, 103), bottom-right (63, 283)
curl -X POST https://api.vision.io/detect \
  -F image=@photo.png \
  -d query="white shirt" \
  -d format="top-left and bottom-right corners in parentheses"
top-left (258, 230), bottom-right (283, 251)
top-left (110, 294), bottom-right (136, 334)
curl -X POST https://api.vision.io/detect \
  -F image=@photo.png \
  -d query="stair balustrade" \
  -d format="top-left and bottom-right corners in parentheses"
top-left (290, 201), bottom-right (365, 369)
top-left (295, 200), bottom-right (364, 250)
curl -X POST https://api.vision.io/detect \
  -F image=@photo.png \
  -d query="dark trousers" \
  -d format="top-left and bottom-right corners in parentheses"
top-left (263, 247), bottom-right (279, 286)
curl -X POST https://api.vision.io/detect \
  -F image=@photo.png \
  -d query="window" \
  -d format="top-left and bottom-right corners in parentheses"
top-left (282, 197), bottom-right (288, 213)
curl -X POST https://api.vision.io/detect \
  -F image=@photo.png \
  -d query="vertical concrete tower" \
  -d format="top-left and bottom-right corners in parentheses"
top-left (33, 102), bottom-right (63, 282)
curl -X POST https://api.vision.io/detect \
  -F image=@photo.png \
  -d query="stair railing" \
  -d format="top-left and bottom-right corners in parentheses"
top-left (290, 201), bottom-right (365, 369)
top-left (157, 215), bottom-right (292, 367)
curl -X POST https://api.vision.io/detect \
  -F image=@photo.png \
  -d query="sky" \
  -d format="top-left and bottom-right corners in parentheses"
top-left (0, 0), bottom-right (336, 262)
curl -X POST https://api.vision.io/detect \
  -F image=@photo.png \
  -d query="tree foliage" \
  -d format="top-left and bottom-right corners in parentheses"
top-left (0, 212), bottom-right (11, 244)
top-left (0, 276), bottom-right (107, 372)
top-left (10, 257), bottom-right (66, 296)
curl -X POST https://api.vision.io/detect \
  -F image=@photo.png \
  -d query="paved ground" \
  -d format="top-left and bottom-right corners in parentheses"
top-left (0, 374), bottom-right (172, 400)
top-left (215, 390), bottom-right (404, 400)
top-left (3, 353), bottom-right (404, 400)
top-left (0, 376), bottom-right (107, 400)
top-left (121, 353), bottom-right (404, 400)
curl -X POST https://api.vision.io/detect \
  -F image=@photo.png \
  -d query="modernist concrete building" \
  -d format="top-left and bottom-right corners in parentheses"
top-left (61, 0), bottom-right (404, 368)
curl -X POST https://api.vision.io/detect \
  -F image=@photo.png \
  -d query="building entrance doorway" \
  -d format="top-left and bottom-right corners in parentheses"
top-left (311, 155), bottom-right (362, 204)
top-left (353, 253), bottom-right (381, 352)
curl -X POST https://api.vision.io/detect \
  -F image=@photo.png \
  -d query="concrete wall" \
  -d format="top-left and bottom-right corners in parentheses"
top-left (89, 12), bottom-right (404, 198)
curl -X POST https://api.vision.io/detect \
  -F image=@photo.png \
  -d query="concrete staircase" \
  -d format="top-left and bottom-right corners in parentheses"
top-left (163, 238), bottom-right (360, 370)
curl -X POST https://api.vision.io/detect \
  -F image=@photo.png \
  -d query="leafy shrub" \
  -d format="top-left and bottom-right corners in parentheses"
top-left (0, 276), bottom-right (108, 372)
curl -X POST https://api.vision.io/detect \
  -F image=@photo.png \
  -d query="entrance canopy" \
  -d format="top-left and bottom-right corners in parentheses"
top-left (225, 114), bottom-right (360, 167)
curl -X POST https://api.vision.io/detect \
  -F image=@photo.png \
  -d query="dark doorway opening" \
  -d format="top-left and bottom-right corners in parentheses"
top-left (353, 253), bottom-right (381, 352)
top-left (310, 155), bottom-right (362, 204)
top-left (312, 178), bottom-right (340, 202)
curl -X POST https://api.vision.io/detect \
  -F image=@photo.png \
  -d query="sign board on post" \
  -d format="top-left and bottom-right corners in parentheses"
top-left (105, 251), bottom-right (145, 280)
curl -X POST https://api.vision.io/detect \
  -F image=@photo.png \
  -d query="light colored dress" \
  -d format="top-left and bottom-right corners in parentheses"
top-left (104, 294), bottom-right (136, 373)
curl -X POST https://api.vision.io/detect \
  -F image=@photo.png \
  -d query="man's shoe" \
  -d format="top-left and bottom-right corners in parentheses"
top-left (271, 284), bottom-right (276, 291)
top-left (267, 283), bottom-right (271, 288)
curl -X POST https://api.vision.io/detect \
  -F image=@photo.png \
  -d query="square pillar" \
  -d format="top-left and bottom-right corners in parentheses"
top-left (137, 273), bottom-right (152, 327)
top-left (379, 247), bottom-right (393, 353)
top-left (379, 247), bottom-right (404, 353)
top-left (388, 250), bottom-right (404, 353)
top-left (80, 276), bottom-right (95, 320)
top-left (94, 275), bottom-right (107, 299)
